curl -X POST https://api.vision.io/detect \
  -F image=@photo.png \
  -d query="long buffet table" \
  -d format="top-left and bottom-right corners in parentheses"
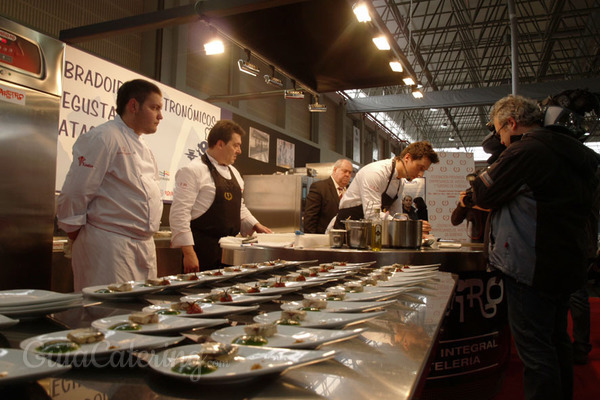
top-left (222, 244), bottom-right (510, 400)
top-left (0, 261), bottom-right (457, 400)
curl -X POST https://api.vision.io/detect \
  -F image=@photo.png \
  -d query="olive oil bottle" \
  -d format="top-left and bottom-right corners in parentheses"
top-left (370, 207), bottom-right (382, 251)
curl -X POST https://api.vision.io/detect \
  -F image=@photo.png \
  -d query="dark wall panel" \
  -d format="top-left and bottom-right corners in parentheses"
top-left (232, 114), bottom-right (320, 176)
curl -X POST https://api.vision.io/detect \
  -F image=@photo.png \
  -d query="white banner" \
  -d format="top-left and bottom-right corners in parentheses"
top-left (57, 46), bottom-right (221, 200)
top-left (426, 152), bottom-right (475, 241)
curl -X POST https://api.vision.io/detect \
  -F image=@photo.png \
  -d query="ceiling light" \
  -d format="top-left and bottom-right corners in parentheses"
top-left (403, 77), bottom-right (415, 86)
top-left (389, 61), bottom-right (403, 72)
top-left (372, 36), bottom-right (390, 50)
top-left (204, 39), bottom-right (224, 55)
top-left (441, 122), bottom-right (449, 128)
top-left (284, 89), bottom-right (304, 99)
top-left (264, 75), bottom-right (283, 88)
top-left (238, 49), bottom-right (259, 76)
top-left (412, 89), bottom-right (423, 98)
top-left (430, 108), bottom-right (439, 112)
top-left (308, 96), bottom-right (327, 112)
top-left (449, 135), bottom-right (455, 141)
top-left (352, 3), bottom-right (371, 22)
top-left (238, 59), bottom-right (259, 76)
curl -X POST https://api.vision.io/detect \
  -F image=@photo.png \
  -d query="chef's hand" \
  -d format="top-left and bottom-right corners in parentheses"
top-left (421, 220), bottom-right (432, 235)
top-left (67, 229), bottom-right (80, 241)
top-left (253, 223), bottom-right (272, 234)
top-left (182, 246), bottom-right (200, 273)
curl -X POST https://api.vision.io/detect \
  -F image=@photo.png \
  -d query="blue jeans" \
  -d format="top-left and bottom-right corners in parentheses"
top-left (504, 275), bottom-right (573, 400)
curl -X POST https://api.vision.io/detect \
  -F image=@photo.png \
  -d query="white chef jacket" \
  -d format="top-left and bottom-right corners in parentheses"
top-left (339, 158), bottom-right (404, 217)
top-left (169, 152), bottom-right (259, 248)
top-left (57, 116), bottom-right (163, 291)
top-left (58, 115), bottom-right (163, 237)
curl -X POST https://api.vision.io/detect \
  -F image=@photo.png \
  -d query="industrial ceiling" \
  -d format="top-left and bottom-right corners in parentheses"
top-left (60, 0), bottom-right (600, 150)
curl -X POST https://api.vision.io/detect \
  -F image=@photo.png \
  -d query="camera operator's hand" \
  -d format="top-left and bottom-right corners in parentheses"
top-left (458, 191), bottom-right (468, 207)
top-left (421, 220), bottom-right (432, 235)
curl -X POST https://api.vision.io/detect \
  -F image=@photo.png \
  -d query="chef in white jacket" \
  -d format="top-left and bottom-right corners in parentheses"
top-left (57, 79), bottom-right (164, 291)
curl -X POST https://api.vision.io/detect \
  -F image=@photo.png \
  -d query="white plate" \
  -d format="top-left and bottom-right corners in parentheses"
top-left (91, 314), bottom-right (228, 334)
top-left (309, 289), bottom-right (408, 302)
top-left (20, 330), bottom-right (183, 362)
top-left (211, 325), bottom-right (365, 349)
top-left (0, 348), bottom-right (70, 384)
top-left (281, 300), bottom-right (396, 313)
top-left (0, 315), bottom-right (19, 329)
top-left (82, 283), bottom-right (166, 300)
top-left (253, 310), bottom-right (386, 329)
top-left (0, 299), bottom-right (84, 317)
top-left (179, 294), bottom-right (281, 306)
top-left (147, 344), bottom-right (335, 383)
top-left (388, 269), bottom-right (438, 277)
top-left (0, 290), bottom-right (82, 307)
top-left (377, 276), bottom-right (435, 287)
top-left (386, 263), bottom-right (441, 270)
top-left (142, 303), bottom-right (259, 318)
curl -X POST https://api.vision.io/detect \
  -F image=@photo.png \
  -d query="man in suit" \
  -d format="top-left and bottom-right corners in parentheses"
top-left (304, 159), bottom-right (353, 233)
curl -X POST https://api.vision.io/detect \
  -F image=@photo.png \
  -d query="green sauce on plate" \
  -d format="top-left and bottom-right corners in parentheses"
top-left (171, 360), bottom-right (218, 376)
top-left (232, 335), bottom-right (268, 346)
top-left (36, 340), bottom-right (80, 354)
top-left (109, 322), bottom-right (141, 331)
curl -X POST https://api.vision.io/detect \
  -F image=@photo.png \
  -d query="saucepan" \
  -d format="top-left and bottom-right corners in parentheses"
top-left (343, 220), bottom-right (371, 249)
top-left (383, 216), bottom-right (422, 249)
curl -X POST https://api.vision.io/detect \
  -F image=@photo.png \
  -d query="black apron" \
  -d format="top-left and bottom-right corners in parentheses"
top-left (190, 153), bottom-right (242, 270)
top-left (334, 160), bottom-right (400, 229)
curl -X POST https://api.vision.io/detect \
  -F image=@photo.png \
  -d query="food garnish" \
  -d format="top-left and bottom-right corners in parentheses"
top-left (109, 322), bottom-right (141, 331)
top-left (232, 335), bottom-right (268, 346)
top-left (36, 340), bottom-right (80, 354)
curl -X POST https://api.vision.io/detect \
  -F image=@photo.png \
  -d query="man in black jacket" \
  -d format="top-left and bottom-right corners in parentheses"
top-left (472, 94), bottom-right (600, 400)
top-left (304, 159), bottom-right (353, 233)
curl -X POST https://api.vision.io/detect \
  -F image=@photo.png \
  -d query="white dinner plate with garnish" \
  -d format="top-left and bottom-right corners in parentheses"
top-left (0, 348), bottom-right (70, 384)
top-left (211, 325), bottom-right (365, 349)
top-left (0, 298), bottom-right (84, 318)
top-left (377, 276), bottom-right (436, 287)
top-left (147, 344), bottom-right (335, 383)
top-left (142, 303), bottom-right (259, 318)
top-left (281, 300), bottom-right (396, 313)
top-left (179, 294), bottom-right (281, 306)
top-left (307, 288), bottom-right (408, 302)
top-left (82, 283), bottom-right (165, 300)
top-left (91, 314), bottom-right (228, 334)
top-left (0, 289), bottom-right (81, 307)
top-left (253, 310), bottom-right (386, 329)
top-left (20, 330), bottom-right (183, 362)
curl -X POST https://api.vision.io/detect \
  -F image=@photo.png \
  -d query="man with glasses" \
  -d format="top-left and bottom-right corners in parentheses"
top-left (471, 94), bottom-right (600, 400)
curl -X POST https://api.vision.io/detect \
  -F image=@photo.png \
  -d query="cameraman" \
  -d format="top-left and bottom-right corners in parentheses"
top-left (450, 175), bottom-right (489, 243)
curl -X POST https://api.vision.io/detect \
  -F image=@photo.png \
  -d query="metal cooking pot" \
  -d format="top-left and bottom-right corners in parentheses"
top-left (343, 220), bottom-right (371, 249)
top-left (383, 219), bottom-right (422, 248)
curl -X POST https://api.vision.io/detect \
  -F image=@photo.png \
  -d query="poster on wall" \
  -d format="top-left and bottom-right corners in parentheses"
top-left (425, 152), bottom-right (475, 241)
top-left (276, 138), bottom-right (295, 168)
top-left (57, 46), bottom-right (221, 201)
top-left (248, 126), bottom-right (269, 163)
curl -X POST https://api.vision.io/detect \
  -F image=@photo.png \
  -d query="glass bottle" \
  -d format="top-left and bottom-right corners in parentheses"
top-left (370, 206), bottom-right (382, 251)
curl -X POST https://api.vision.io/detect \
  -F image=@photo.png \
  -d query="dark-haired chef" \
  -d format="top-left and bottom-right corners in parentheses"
top-left (333, 141), bottom-right (439, 230)
top-left (170, 120), bottom-right (271, 272)
top-left (57, 79), bottom-right (164, 291)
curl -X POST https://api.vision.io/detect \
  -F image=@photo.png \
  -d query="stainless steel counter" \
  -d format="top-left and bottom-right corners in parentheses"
top-left (0, 266), bottom-right (456, 400)
top-left (222, 244), bottom-right (487, 272)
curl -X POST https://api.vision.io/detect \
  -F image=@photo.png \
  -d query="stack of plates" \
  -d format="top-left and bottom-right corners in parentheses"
top-left (0, 289), bottom-right (83, 317)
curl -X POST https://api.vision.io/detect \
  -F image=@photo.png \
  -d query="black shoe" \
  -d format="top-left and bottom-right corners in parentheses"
top-left (573, 352), bottom-right (589, 365)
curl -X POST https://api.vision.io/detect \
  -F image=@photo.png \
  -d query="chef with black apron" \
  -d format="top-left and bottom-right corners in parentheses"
top-left (170, 120), bottom-right (271, 271)
top-left (333, 141), bottom-right (439, 230)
